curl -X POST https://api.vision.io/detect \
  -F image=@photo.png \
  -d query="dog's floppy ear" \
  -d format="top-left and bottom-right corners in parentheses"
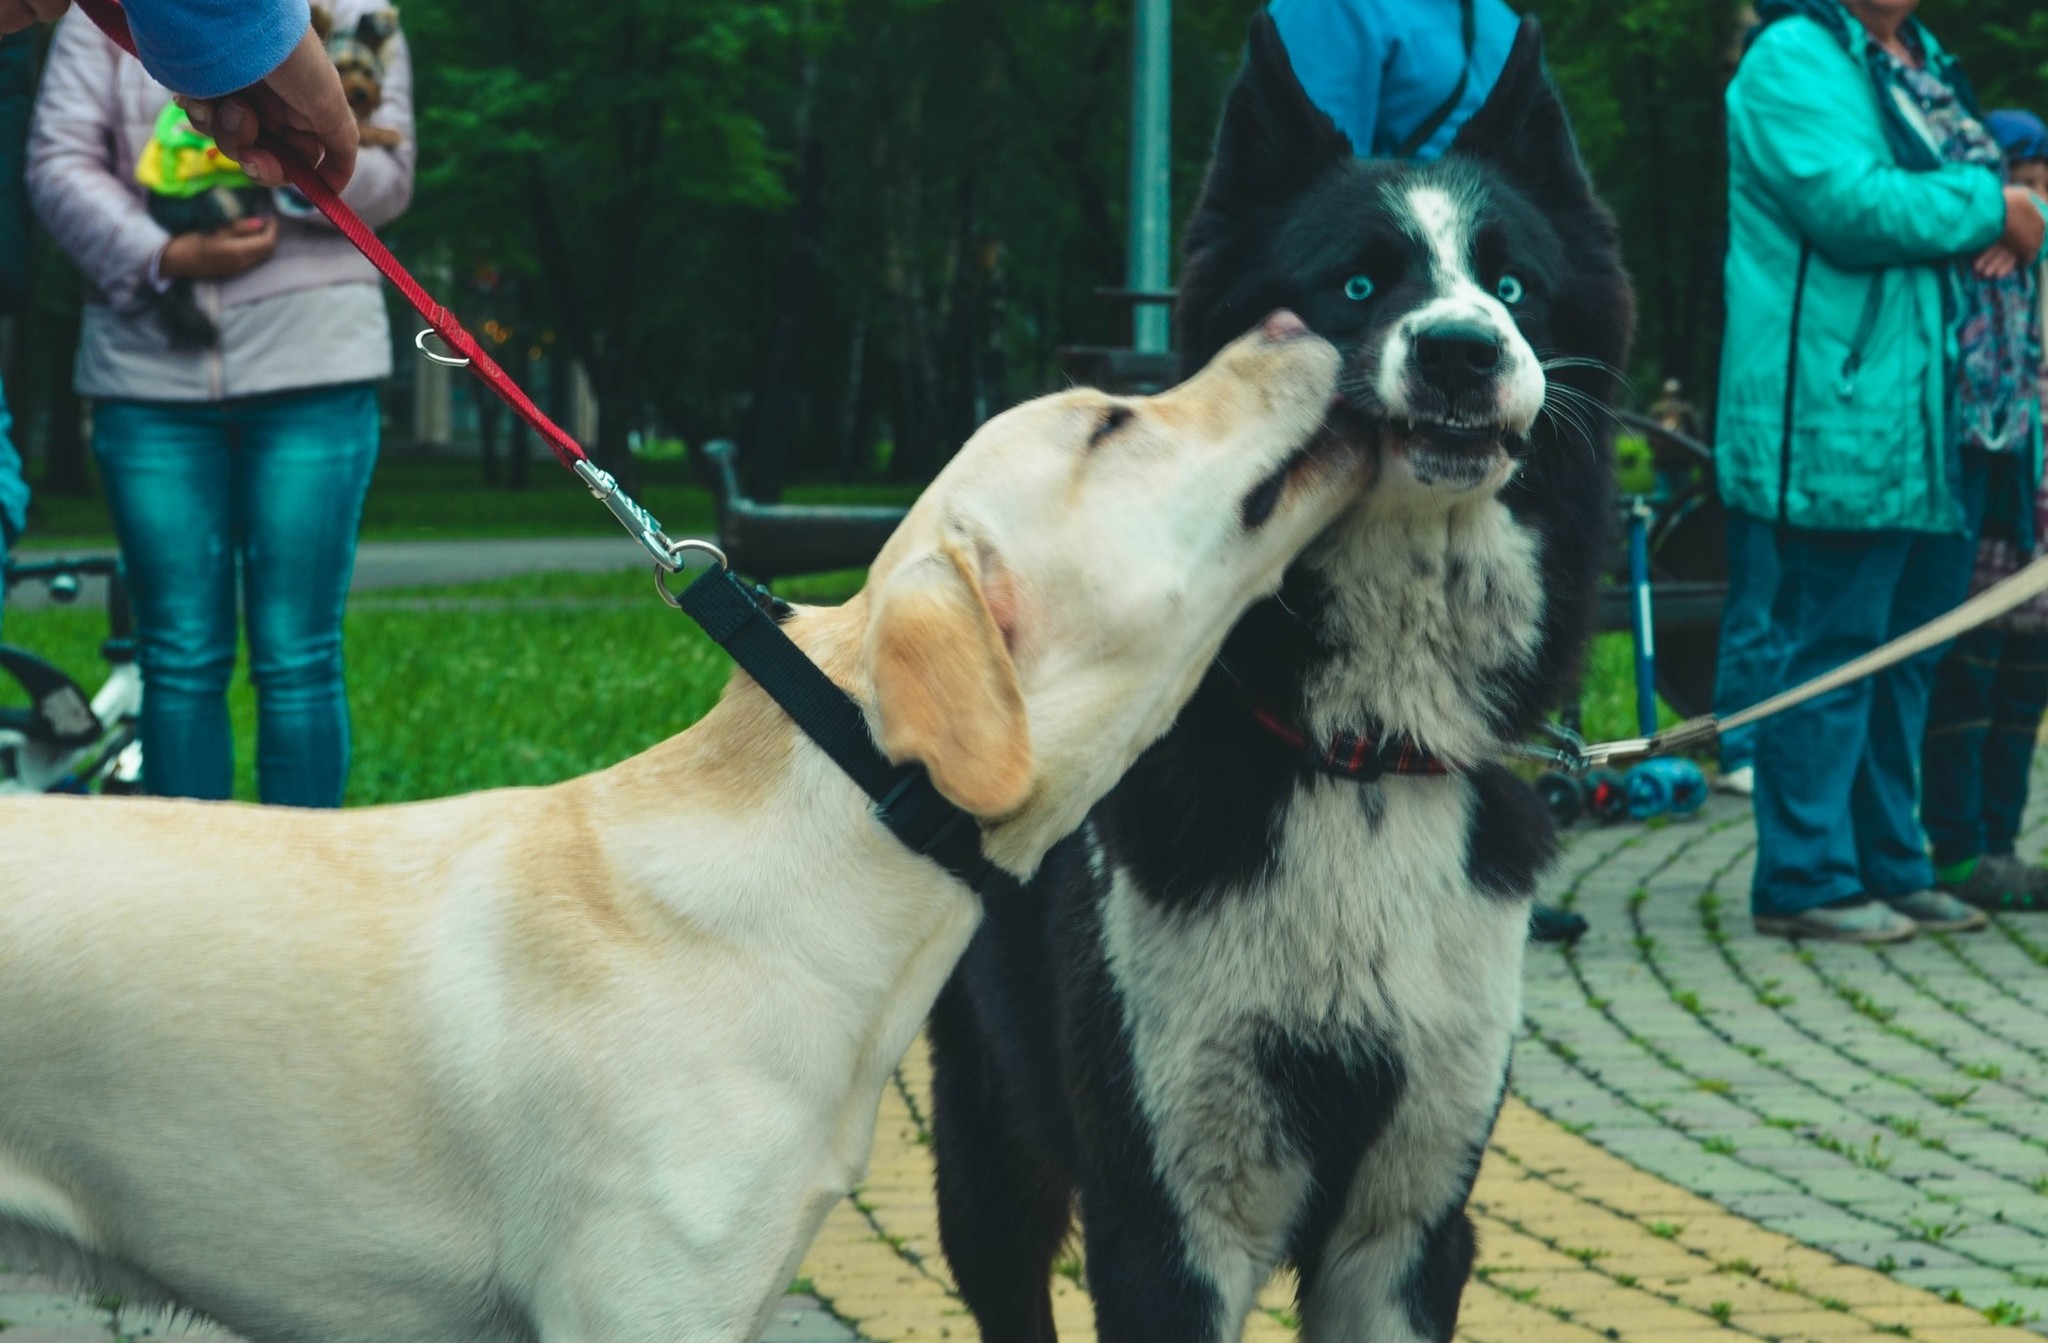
top-left (1449, 18), bottom-right (1598, 216)
top-left (866, 540), bottom-right (1032, 819)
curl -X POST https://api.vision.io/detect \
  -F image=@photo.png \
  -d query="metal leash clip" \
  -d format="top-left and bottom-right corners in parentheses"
top-left (1576, 716), bottom-right (1720, 772)
top-left (654, 540), bottom-right (730, 609)
top-left (1580, 735), bottom-right (1655, 770)
top-left (414, 329), bottom-right (471, 368)
top-left (1514, 720), bottom-right (1593, 773)
top-left (573, 460), bottom-right (689, 572)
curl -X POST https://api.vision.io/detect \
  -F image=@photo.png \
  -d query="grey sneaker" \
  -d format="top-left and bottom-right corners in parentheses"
top-left (1754, 897), bottom-right (1917, 943)
top-left (1884, 888), bottom-right (1988, 932)
top-left (1940, 854), bottom-right (2048, 912)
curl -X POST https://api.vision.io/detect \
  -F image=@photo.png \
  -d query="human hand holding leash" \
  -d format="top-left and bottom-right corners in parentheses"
top-left (180, 25), bottom-right (357, 191)
top-left (18, 0), bottom-right (358, 190)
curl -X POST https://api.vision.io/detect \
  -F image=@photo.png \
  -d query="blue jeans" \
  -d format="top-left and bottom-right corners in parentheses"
top-left (1751, 451), bottom-right (1988, 915)
top-left (94, 385), bottom-right (378, 807)
top-left (1713, 508), bottom-right (1783, 772)
top-left (1922, 628), bottom-right (2048, 867)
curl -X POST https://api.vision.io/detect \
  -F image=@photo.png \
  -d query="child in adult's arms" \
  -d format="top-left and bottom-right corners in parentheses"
top-left (1923, 109), bottom-right (2048, 914)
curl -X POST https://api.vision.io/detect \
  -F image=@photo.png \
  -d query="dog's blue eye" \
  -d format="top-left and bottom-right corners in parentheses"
top-left (1342, 275), bottom-right (1374, 301)
top-left (1497, 274), bottom-right (1526, 305)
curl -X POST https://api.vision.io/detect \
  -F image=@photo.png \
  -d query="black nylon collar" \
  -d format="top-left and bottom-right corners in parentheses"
top-left (671, 563), bottom-right (1010, 899)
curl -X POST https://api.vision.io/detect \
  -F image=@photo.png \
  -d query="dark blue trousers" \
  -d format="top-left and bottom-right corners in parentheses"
top-left (1922, 626), bottom-right (2048, 867)
top-left (1714, 508), bottom-right (1784, 772)
top-left (1751, 453), bottom-right (1987, 915)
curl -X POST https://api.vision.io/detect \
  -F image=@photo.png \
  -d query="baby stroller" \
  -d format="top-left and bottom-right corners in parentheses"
top-left (0, 554), bottom-right (144, 794)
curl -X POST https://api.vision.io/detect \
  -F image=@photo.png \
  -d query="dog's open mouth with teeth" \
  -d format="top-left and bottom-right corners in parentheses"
top-left (1320, 393), bottom-right (1530, 494)
top-left (1378, 416), bottom-right (1531, 490)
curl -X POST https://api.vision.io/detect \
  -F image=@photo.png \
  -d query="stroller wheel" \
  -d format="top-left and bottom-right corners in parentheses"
top-left (1626, 757), bottom-right (1709, 820)
top-left (1535, 771), bottom-right (1582, 828)
top-left (1585, 768), bottom-right (1631, 823)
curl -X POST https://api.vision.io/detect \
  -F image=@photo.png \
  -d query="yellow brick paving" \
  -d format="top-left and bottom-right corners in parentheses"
top-left (798, 1041), bottom-right (2038, 1343)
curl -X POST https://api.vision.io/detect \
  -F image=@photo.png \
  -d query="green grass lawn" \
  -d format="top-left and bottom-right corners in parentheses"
top-left (22, 454), bottom-right (923, 546)
top-left (2, 568), bottom-right (1663, 806)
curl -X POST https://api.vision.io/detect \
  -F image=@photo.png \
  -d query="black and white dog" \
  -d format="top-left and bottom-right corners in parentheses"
top-left (926, 13), bottom-right (1630, 1343)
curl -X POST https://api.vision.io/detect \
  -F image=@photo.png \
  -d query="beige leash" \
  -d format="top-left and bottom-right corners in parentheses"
top-left (1580, 549), bottom-right (2048, 769)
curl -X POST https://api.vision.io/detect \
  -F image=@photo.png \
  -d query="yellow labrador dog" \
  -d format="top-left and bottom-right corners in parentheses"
top-left (0, 315), bottom-right (1362, 1343)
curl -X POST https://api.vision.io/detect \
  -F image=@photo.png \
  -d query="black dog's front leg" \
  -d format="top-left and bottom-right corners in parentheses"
top-left (1078, 1164), bottom-right (1243, 1343)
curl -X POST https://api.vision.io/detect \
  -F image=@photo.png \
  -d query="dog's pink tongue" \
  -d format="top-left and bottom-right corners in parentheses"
top-left (1262, 309), bottom-right (1309, 341)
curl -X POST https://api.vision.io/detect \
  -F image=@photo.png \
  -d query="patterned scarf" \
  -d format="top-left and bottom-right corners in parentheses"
top-left (1872, 39), bottom-right (2042, 453)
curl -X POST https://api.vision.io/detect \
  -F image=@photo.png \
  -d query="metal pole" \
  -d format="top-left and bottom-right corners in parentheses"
top-left (1626, 498), bottom-right (1658, 739)
top-left (1127, 0), bottom-right (1171, 353)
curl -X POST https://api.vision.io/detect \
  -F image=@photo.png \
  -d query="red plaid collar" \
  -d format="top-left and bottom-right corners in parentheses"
top-left (1250, 707), bottom-right (1454, 780)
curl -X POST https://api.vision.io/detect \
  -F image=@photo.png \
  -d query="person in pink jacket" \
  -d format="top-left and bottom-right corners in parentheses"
top-left (27, 0), bottom-right (412, 806)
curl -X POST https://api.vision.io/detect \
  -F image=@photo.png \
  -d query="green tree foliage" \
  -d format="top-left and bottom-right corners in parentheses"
top-left (392, 0), bottom-right (1268, 493)
top-left (1527, 0), bottom-right (1749, 404)
top-left (392, 0), bottom-right (796, 484)
top-left (1943, 0), bottom-right (2048, 111)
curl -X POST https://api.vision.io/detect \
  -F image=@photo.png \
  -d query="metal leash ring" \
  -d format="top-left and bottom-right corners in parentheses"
top-left (414, 329), bottom-right (472, 368)
top-left (655, 539), bottom-right (730, 609)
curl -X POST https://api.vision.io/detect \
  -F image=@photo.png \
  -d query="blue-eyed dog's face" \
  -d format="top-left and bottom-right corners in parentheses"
top-left (1177, 15), bottom-right (1631, 498)
top-left (1271, 163), bottom-right (1563, 492)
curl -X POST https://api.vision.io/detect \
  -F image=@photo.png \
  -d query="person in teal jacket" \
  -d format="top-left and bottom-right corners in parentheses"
top-left (1719, 0), bottom-right (2048, 942)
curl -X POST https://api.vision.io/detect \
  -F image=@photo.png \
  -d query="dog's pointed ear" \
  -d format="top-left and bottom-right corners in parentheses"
top-left (866, 541), bottom-right (1033, 819)
top-left (1191, 10), bottom-right (1354, 221)
top-left (1177, 9), bottom-right (1352, 369)
top-left (1449, 17), bottom-right (1597, 216)
top-left (1452, 15), bottom-right (1632, 372)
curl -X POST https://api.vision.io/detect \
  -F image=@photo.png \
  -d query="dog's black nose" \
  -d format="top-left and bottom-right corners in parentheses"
top-left (1412, 322), bottom-right (1503, 400)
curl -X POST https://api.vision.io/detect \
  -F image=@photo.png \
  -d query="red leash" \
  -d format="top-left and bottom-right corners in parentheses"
top-left (69, 0), bottom-right (689, 567)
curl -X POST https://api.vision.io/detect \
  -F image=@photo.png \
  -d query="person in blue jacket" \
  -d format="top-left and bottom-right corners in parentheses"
top-left (1267, 0), bottom-right (1519, 161)
top-left (0, 0), bottom-right (358, 190)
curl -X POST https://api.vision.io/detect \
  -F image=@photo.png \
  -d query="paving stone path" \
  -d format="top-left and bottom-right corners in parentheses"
top-left (799, 1018), bottom-right (2044, 1342)
top-left (1517, 789), bottom-right (2048, 1333)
